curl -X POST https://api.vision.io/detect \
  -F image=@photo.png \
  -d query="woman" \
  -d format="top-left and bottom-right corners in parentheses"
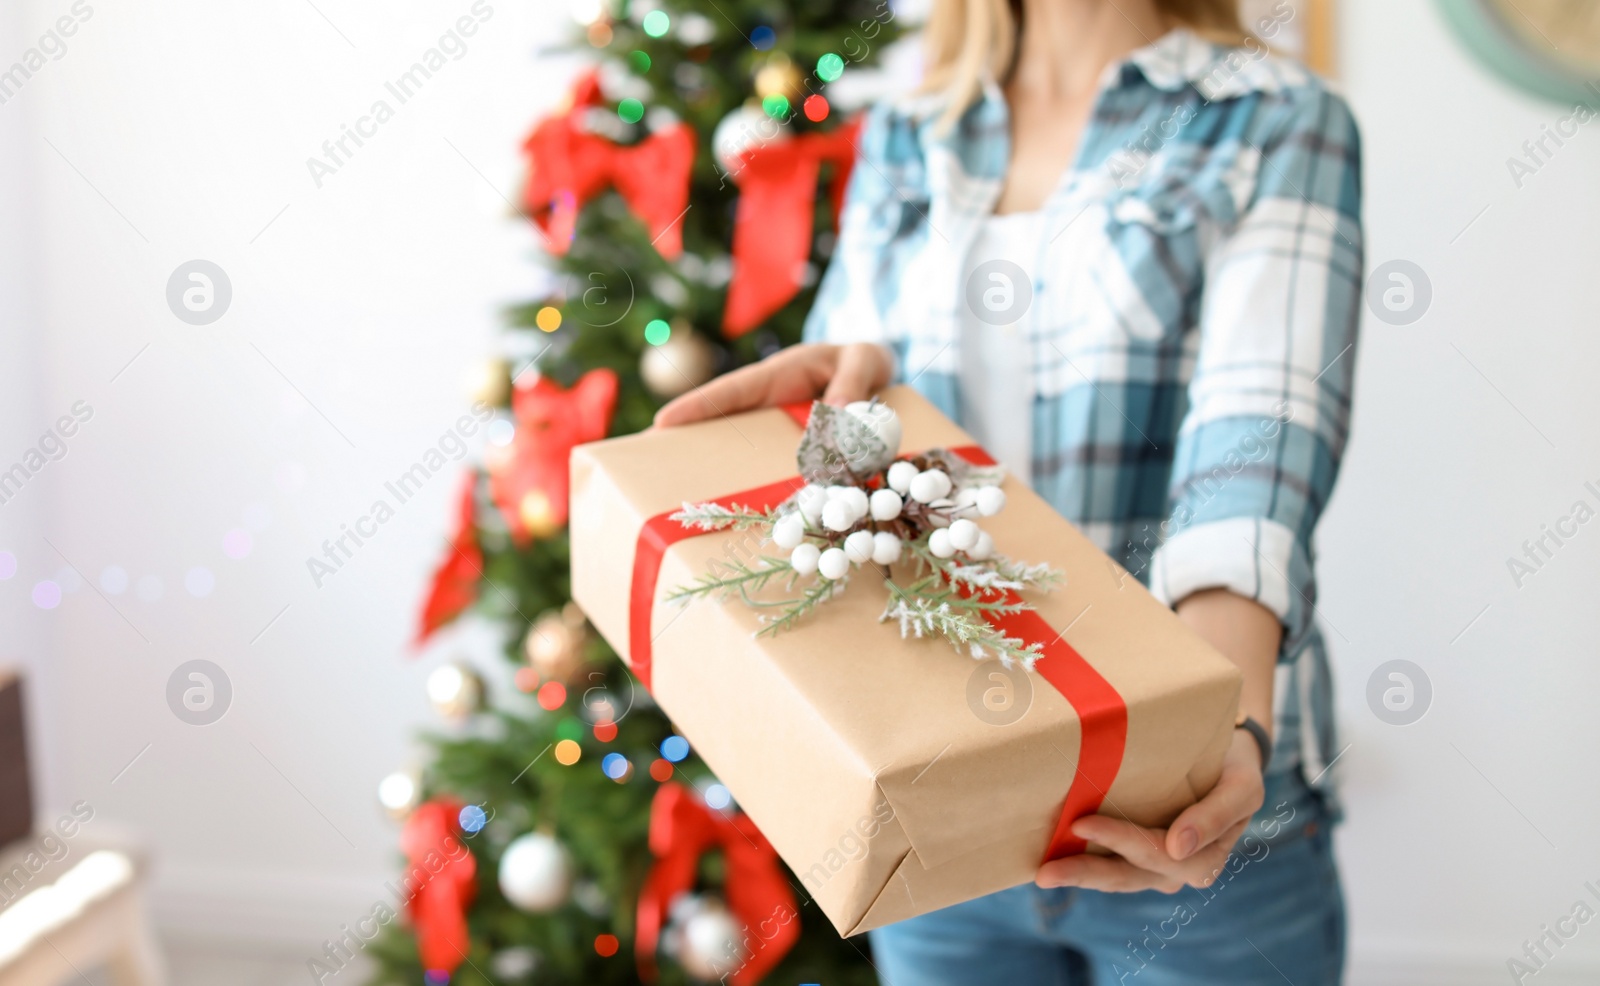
top-left (659, 0), bottom-right (1361, 982)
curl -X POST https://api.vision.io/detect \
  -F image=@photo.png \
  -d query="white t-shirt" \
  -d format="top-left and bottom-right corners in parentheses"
top-left (957, 211), bottom-right (1041, 486)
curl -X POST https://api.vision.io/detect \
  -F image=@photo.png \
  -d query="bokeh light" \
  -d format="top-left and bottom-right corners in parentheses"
top-left (458, 804), bottom-right (487, 833)
top-left (536, 306), bottom-right (562, 332)
top-left (31, 580), bottom-right (60, 609)
top-left (641, 10), bottom-right (670, 37)
top-left (595, 934), bottom-right (620, 957)
top-left (555, 739), bottom-right (582, 765)
top-left (644, 319), bottom-right (671, 345)
top-left (803, 94), bottom-right (829, 122)
top-left (617, 98), bottom-right (645, 124)
top-left (660, 735), bottom-right (689, 762)
top-left (761, 93), bottom-right (790, 119)
top-left (514, 667), bottom-right (540, 693)
top-left (704, 783), bottom-right (732, 810)
top-left (538, 681), bottom-right (567, 710)
top-left (816, 52), bottom-right (845, 82)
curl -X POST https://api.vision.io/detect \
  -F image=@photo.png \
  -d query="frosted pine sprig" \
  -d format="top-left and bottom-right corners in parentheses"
top-left (879, 593), bottom-right (1044, 669)
top-left (669, 501), bottom-right (779, 532)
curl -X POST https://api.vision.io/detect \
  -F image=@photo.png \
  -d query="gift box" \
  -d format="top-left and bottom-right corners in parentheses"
top-left (569, 386), bottom-right (1241, 936)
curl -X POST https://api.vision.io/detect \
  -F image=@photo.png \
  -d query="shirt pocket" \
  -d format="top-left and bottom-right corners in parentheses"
top-left (1085, 182), bottom-right (1204, 344)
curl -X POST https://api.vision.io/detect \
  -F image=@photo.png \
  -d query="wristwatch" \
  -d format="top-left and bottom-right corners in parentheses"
top-left (1235, 713), bottom-right (1271, 771)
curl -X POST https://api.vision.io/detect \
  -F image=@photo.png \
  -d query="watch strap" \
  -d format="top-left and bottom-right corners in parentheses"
top-left (1235, 715), bottom-right (1272, 772)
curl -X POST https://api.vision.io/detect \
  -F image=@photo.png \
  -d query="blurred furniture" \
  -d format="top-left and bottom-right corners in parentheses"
top-left (0, 669), bottom-right (166, 986)
top-left (0, 673), bottom-right (31, 848)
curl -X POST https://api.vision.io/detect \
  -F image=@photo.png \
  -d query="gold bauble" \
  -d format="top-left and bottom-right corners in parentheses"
top-left (753, 55), bottom-right (803, 104)
top-left (519, 490), bottom-right (561, 539)
top-left (640, 323), bottom-right (718, 399)
top-left (426, 661), bottom-right (483, 720)
top-left (469, 357), bottom-right (512, 408)
top-left (377, 769), bottom-right (422, 819)
top-left (523, 604), bottom-right (589, 684)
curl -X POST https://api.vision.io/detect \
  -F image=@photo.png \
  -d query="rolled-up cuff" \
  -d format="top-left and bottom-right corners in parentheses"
top-left (1149, 516), bottom-right (1312, 653)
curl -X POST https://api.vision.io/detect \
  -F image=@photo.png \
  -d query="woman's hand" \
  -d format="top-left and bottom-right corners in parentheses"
top-left (1034, 729), bottom-right (1266, 893)
top-left (654, 342), bottom-right (893, 428)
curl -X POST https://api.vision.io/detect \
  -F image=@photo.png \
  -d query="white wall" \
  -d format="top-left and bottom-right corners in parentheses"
top-left (1327, 3), bottom-right (1600, 983)
top-left (2, 0), bottom-right (569, 946)
top-left (3, 0), bottom-right (1598, 980)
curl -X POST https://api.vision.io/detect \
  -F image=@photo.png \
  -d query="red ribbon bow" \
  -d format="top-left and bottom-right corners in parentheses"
top-left (636, 783), bottom-right (799, 985)
top-left (399, 800), bottom-right (478, 977)
top-left (414, 473), bottom-right (483, 646)
top-left (722, 118), bottom-right (863, 337)
top-left (522, 71), bottom-right (694, 258)
top-left (627, 405), bottom-right (1128, 863)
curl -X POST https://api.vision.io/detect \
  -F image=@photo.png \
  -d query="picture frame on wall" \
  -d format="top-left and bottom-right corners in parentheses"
top-left (1437, 0), bottom-right (1600, 105)
top-left (1240, 0), bottom-right (1338, 76)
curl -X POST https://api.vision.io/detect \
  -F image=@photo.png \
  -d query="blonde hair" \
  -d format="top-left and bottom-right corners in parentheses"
top-left (920, 0), bottom-right (1247, 131)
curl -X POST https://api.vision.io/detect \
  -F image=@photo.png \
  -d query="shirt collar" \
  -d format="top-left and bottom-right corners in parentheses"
top-left (1120, 26), bottom-right (1304, 98)
top-left (899, 26), bottom-right (1303, 144)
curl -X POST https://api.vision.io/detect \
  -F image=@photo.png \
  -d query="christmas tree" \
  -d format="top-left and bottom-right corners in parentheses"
top-left (363, 1), bottom-right (900, 983)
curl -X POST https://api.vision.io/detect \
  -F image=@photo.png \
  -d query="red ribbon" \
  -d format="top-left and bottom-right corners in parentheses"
top-left (636, 782), bottom-right (799, 985)
top-left (626, 406), bottom-right (1127, 862)
top-left (722, 118), bottom-right (862, 337)
top-left (399, 800), bottom-right (478, 976)
top-left (522, 71), bottom-right (694, 258)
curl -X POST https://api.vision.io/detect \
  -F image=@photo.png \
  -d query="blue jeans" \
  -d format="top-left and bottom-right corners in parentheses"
top-left (869, 772), bottom-right (1344, 986)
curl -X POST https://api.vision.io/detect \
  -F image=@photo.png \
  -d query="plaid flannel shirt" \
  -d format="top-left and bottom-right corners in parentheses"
top-left (804, 29), bottom-right (1363, 793)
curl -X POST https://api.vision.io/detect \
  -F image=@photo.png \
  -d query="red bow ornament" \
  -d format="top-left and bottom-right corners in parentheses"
top-left (399, 800), bottom-right (478, 978)
top-left (722, 116), bottom-right (862, 337)
top-left (636, 783), bottom-right (799, 985)
top-left (522, 70), bottom-right (695, 258)
top-left (487, 368), bottom-right (618, 544)
top-left (414, 473), bottom-right (482, 646)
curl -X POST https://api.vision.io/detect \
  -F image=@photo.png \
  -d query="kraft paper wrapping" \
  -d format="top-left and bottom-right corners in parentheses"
top-left (569, 386), bottom-right (1241, 936)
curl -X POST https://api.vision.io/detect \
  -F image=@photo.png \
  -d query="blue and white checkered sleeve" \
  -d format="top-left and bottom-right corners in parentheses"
top-left (803, 105), bottom-right (901, 371)
top-left (1150, 86), bottom-right (1363, 655)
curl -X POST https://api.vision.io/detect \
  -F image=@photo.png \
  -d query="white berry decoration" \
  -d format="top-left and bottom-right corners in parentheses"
top-left (835, 486), bottom-right (870, 521)
top-left (843, 530), bottom-right (876, 565)
top-left (796, 485), bottom-right (828, 524)
top-left (885, 461), bottom-right (918, 494)
top-left (869, 488), bottom-right (902, 521)
top-left (870, 531), bottom-right (902, 565)
top-left (908, 468), bottom-right (952, 504)
top-left (947, 518), bottom-right (980, 552)
top-left (772, 513), bottom-right (806, 550)
top-left (817, 547), bottom-right (851, 580)
top-left (790, 543), bottom-right (821, 575)
top-left (968, 531), bottom-right (995, 561)
top-left (975, 486), bottom-right (1007, 517)
top-left (666, 415), bottom-right (1065, 668)
top-left (821, 498), bottom-right (858, 533)
top-left (840, 401), bottom-right (902, 473)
